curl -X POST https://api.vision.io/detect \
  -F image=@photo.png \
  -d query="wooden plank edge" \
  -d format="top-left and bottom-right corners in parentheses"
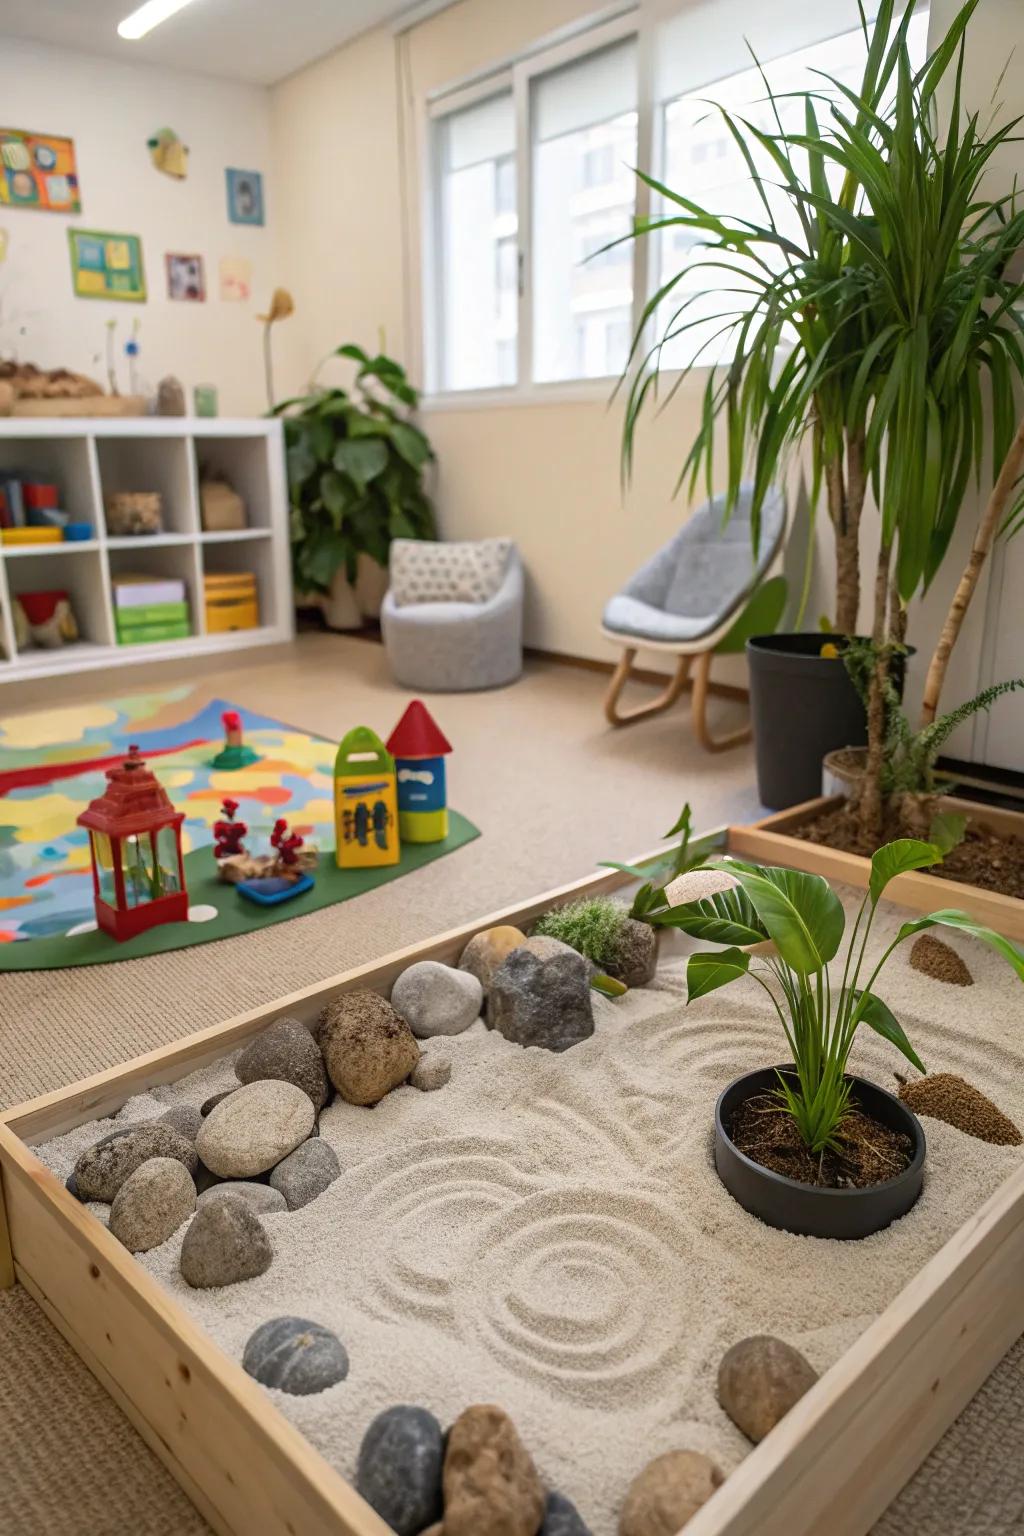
top-left (0, 1162), bottom-right (14, 1290)
top-left (685, 1159), bottom-right (1024, 1535)
top-left (2, 830), bottom-right (729, 1146)
top-left (0, 1129), bottom-right (392, 1536)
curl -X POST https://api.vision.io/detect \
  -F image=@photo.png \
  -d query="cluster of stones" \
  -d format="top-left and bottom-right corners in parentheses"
top-left (352, 1337), bottom-right (816, 1535)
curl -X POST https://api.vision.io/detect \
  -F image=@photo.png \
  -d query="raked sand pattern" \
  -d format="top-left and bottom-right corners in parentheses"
top-left (36, 900), bottom-right (1024, 1535)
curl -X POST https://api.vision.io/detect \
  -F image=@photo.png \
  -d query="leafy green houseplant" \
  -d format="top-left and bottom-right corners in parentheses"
top-left (618, 0), bottom-right (1024, 822)
top-left (667, 842), bottom-right (1024, 1164)
top-left (273, 344), bottom-right (436, 611)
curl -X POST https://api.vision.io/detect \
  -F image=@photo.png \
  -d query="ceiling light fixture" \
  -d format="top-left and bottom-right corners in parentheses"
top-left (117, 0), bottom-right (201, 42)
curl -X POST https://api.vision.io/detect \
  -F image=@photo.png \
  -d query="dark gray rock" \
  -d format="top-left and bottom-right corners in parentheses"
top-left (543, 1490), bottom-right (593, 1535)
top-left (488, 936), bottom-right (594, 1053)
top-left (269, 1139), bottom-right (340, 1211)
top-left (180, 1195), bottom-right (272, 1288)
top-left (235, 1018), bottom-right (329, 1111)
top-left (201, 1089), bottom-right (237, 1117)
top-left (356, 1405), bottom-right (444, 1536)
top-left (73, 1124), bottom-right (198, 1203)
top-left (242, 1316), bottom-right (349, 1395)
top-left (65, 1171), bottom-right (83, 1202)
top-left (109, 1157), bottom-right (196, 1252)
top-left (196, 1181), bottom-right (288, 1215)
top-left (159, 1104), bottom-right (203, 1142)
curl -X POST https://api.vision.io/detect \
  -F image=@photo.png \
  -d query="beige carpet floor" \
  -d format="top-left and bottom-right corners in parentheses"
top-left (1, 633), bottom-right (1021, 1534)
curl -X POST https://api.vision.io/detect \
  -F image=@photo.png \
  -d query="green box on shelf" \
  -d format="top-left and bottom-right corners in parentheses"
top-left (115, 601), bottom-right (191, 628)
top-left (116, 621), bottom-right (193, 646)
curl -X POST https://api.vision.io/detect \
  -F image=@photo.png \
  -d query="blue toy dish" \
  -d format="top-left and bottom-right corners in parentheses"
top-left (236, 873), bottom-right (315, 906)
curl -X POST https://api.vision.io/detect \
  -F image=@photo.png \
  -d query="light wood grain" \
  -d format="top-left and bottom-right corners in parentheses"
top-left (0, 1165), bottom-right (14, 1290)
top-left (729, 795), bottom-right (1024, 941)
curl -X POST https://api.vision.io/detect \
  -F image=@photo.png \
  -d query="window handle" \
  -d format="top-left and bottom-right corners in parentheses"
top-left (517, 248), bottom-right (525, 297)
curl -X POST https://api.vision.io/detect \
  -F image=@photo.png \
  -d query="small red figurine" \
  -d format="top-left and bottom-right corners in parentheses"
top-left (213, 798), bottom-right (248, 859)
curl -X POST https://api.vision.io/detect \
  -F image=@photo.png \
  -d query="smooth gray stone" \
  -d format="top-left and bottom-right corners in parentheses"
top-left (180, 1195), bottom-right (272, 1289)
top-left (488, 936), bottom-right (594, 1053)
top-left (196, 1181), bottom-right (288, 1215)
top-left (269, 1139), bottom-right (340, 1211)
top-left (543, 1490), bottom-right (593, 1535)
top-left (235, 1018), bottom-right (329, 1110)
top-left (242, 1316), bottom-right (349, 1395)
top-left (159, 1104), bottom-right (203, 1142)
top-left (73, 1124), bottom-right (198, 1203)
top-left (356, 1405), bottom-right (444, 1536)
top-left (390, 961), bottom-right (481, 1038)
top-left (109, 1158), bottom-right (196, 1252)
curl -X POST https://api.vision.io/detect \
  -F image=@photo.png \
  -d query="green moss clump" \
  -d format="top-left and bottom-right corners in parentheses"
top-left (533, 897), bottom-right (630, 967)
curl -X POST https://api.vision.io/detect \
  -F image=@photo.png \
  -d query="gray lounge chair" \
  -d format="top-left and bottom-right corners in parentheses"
top-left (601, 484), bottom-right (786, 750)
top-left (382, 542), bottom-right (524, 691)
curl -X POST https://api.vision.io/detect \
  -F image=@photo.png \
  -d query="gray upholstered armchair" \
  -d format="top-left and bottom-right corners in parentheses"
top-left (381, 539), bottom-right (524, 691)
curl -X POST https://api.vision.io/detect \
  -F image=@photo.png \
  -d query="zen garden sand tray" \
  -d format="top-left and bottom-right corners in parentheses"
top-left (2, 832), bottom-right (1024, 1536)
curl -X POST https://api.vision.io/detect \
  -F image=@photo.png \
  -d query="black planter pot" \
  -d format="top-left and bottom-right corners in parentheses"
top-left (714, 1065), bottom-right (926, 1240)
top-left (745, 634), bottom-right (911, 812)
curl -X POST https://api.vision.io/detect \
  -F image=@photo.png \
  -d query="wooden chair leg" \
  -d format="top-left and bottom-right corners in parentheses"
top-left (604, 648), bottom-right (692, 727)
top-left (691, 649), bottom-right (752, 752)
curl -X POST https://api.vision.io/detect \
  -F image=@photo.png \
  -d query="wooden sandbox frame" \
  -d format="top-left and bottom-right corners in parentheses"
top-left (2, 833), bottom-right (1024, 1536)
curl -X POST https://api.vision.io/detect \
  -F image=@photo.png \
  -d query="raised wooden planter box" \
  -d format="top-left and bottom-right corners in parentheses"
top-left (730, 794), bottom-right (1024, 943)
top-left (3, 834), bottom-right (1024, 1536)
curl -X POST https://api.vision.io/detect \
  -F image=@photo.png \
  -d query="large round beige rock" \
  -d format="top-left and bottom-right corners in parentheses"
top-left (317, 991), bottom-right (420, 1106)
top-left (619, 1450), bottom-right (723, 1536)
top-left (109, 1158), bottom-right (196, 1252)
top-left (717, 1334), bottom-right (817, 1443)
top-left (443, 1404), bottom-right (545, 1536)
top-left (458, 926), bottom-right (526, 995)
top-left (195, 1080), bottom-right (314, 1178)
top-left (180, 1195), bottom-right (272, 1288)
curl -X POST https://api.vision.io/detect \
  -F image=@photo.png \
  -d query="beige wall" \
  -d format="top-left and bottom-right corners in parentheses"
top-left (272, 0), bottom-right (1024, 761)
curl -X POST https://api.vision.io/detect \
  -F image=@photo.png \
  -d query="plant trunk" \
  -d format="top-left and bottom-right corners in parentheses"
top-left (919, 412), bottom-right (1024, 728)
top-left (858, 539), bottom-right (893, 839)
top-left (829, 431), bottom-right (866, 636)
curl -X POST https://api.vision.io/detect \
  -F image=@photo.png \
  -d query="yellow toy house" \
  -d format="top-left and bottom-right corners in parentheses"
top-left (333, 726), bottom-right (400, 868)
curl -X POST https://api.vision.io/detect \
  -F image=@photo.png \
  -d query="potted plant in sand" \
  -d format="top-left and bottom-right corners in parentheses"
top-left (618, 0), bottom-right (1024, 809)
top-left (665, 842), bottom-right (1024, 1238)
top-left (274, 343), bottom-right (436, 629)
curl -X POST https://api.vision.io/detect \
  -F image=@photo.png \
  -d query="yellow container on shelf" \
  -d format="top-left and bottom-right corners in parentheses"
top-left (1, 527), bottom-right (62, 546)
top-left (333, 727), bottom-right (400, 868)
top-left (204, 571), bottom-right (259, 633)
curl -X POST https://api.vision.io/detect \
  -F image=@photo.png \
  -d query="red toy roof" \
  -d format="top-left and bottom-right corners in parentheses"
top-left (77, 746), bottom-right (185, 837)
top-left (386, 700), bottom-right (452, 758)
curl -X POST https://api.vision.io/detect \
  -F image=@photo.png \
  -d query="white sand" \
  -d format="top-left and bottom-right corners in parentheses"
top-left (36, 899), bottom-right (1024, 1535)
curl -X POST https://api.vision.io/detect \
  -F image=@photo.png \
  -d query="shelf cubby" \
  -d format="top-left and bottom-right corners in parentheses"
top-left (95, 434), bottom-right (195, 536)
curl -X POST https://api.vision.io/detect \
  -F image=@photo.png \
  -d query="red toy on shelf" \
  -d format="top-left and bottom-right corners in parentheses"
top-left (77, 745), bottom-right (188, 941)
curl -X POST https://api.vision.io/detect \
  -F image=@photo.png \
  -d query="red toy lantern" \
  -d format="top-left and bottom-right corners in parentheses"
top-left (77, 745), bottom-right (188, 941)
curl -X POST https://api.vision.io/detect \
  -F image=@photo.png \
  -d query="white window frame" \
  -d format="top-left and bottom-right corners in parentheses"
top-left (423, 9), bottom-right (651, 408)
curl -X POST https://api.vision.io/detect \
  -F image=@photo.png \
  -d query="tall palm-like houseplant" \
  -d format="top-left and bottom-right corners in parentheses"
top-left (620, 0), bottom-right (1024, 824)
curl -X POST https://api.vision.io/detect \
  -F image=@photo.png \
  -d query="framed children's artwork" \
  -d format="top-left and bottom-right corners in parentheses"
top-left (166, 252), bottom-right (205, 301)
top-left (219, 255), bottom-right (252, 302)
top-left (226, 168), bottom-right (264, 226)
top-left (68, 229), bottom-right (146, 302)
top-left (0, 128), bottom-right (81, 213)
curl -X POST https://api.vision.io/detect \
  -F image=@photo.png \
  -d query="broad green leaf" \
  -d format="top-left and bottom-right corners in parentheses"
top-left (894, 911), bottom-right (1024, 980)
top-left (855, 991), bottom-right (926, 1074)
top-left (868, 839), bottom-right (943, 905)
top-left (286, 439), bottom-right (316, 487)
top-left (929, 812), bottom-right (967, 856)
top-left (390, 421), bottom-right (432, 468)
top-left (651, 887), bottom-right (768, 946)
top-left (687, 947), bottom-right (751, 1002)
top-left (709, 861), bottom-right (844, 974)
top-left (319, 469), bottom-right (347, 526)
top-left (333, 437), bottom-right (388, 494)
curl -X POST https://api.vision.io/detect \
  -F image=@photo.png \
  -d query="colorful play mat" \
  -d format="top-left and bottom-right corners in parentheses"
top-left (0, 689), bottom-right (479, 971)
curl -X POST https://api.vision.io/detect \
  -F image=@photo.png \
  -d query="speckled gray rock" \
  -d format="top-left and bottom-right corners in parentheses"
top-left (606, 917), bottom-right (659, 987)
top-left (195, 1080), bottom-right (314, 1178)
top-left (488, 936), bottom-right (594, 1053)
top-left (235, 1018), bottom-right (329, 1110)
top-left (269, 1139), bottom-right (340, 1210)
top-left (390, 961), bottom-right (482, 1038)
top-left (196, 1181), bottom-right (288, 1215)
top-left (179, 1195), bottom-right (272, 1288)
top-left (109, 1157), bottom-right (196, 1252)
top-left (242, 1316), bottom-right (349, 1395)
top-left (318, 991), bottom-right (420, 1106)
top-left (73, 1124), bottom-right (198, 1203)
top-left (159, 1104), bottom-right (203, 1142)
top-left (718, 1334), bottom-right (818, 1443)
top-left (410, 1052), bottom-right (452, 1092)
top-left (542, 1491), bottom-right (592, 1535)
top-left (201, 1089), bottom-right (237, 1117)
top-left (356, 1405), bottom-right (444, 1536)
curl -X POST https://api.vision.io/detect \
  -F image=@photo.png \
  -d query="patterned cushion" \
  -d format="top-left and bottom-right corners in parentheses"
top-left (390, 538), bottom-right (512, 607)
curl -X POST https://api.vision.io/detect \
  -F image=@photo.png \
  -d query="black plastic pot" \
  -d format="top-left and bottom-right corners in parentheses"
top-left (714, 1065), bottom-right (926, 1240)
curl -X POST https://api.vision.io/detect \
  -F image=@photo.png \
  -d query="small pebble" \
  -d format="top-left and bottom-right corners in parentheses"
top-left (242, 1316), bottom-right (349, 1395)
top-left (410, 1052), bottom-right (452, 1092)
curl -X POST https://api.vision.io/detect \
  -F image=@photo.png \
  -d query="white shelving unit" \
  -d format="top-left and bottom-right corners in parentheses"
top-left (0, 418), bottom-right (293, 683)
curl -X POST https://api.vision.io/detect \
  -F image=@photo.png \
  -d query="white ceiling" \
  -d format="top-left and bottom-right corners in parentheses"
top-left (0, 0), bottom-right (421, 86)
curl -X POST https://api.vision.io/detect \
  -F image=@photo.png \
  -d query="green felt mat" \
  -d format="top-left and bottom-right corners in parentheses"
top-left (0, 811), bottom-right (480, 972)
